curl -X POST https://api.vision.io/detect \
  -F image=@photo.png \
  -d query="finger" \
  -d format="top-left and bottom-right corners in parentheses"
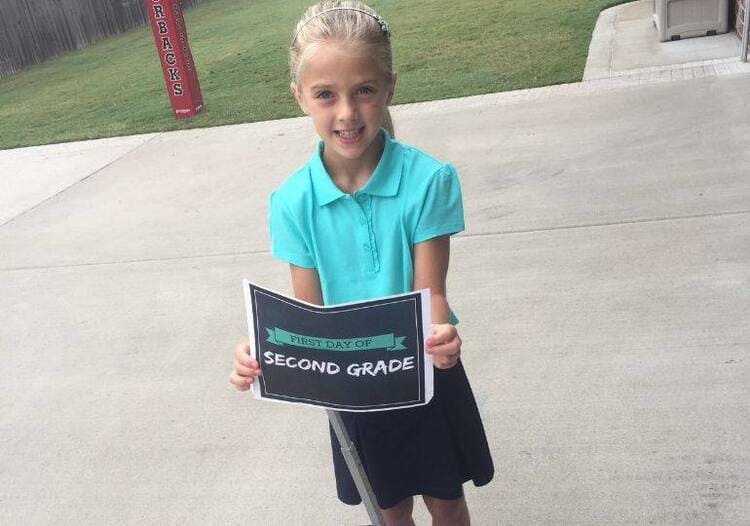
top-left (427, 351), bottom-right (459, 369)
top-left (433, 346), bottom-right (460, 367)
top-left (426, 326), bottom-right (444, 346)
top-left (229, 370), bottom-right (246, 388)
top-left (433, 355), bottom-right (458, 369)
top-left (233, 352), bottom-right (259, 371)
top-left (426, 339), bottom-right (461, 358)
top-left (233, 351), bottom-right (261, 375)
top-left (229, 371), bottom-right (257, 391)
top-left (229, 371), bottom-right (254, 391)
top-left (428, 331), bottom-right (461, 352)
top-left (235, 342), bottom-right (252, 359)
top-left (234, 352), bottom-right (260, 369)
top-left (233, 361), bottom-right (260, 378)
top-left (427, 325), bottom-right (457, 347)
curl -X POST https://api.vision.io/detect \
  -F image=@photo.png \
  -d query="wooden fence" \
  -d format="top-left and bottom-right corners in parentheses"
top-left (0, 0), bottom-right (205, 77)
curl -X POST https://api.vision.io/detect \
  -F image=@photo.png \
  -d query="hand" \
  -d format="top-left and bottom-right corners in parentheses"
top-left (229, 342), bottom-right (261, 391)
top-left (426, 324), bottom-right (461, 369)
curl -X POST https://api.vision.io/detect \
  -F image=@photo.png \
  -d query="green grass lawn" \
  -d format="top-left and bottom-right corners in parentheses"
top-left (0, 0), bottom-right (627, 150)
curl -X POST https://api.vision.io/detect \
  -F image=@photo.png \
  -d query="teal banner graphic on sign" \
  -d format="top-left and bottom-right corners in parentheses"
top-left (265, 328), bottom-right (407, 352)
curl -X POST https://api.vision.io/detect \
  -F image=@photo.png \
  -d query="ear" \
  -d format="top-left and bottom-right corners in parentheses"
top-left (290, 82), bottom-right (309, 115)
top-left (386, 72), bottom-right (398, 104)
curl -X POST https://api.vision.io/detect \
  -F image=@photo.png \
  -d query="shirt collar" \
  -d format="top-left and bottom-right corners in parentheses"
top-left (310, 128), bottom-right (403, 207)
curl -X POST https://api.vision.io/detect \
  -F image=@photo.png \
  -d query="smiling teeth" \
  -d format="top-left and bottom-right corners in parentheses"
top-left (338, 129), bottom-right (360, 138)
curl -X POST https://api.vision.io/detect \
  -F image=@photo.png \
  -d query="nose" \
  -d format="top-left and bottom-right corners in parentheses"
top-left (336, 95), bottom-right (358, 122)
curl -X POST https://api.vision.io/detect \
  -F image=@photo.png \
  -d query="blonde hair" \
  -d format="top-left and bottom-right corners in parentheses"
top-left (289, 1), bottom-right (395, 136)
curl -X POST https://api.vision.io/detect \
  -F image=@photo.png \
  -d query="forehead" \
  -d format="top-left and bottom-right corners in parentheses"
top-left (299, 41), bottom-right (387, 88)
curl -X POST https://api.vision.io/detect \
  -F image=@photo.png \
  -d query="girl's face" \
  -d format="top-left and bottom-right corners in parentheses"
top-left (291, 41), bottom-right (395, 173)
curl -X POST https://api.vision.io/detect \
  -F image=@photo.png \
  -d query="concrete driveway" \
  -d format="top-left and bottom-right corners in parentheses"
top-left (2, 61), bottom-right (750, 525)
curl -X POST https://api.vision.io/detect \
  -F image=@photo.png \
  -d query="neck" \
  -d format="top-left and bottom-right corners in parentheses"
top-left (322, 132), bottom-right (384, 194)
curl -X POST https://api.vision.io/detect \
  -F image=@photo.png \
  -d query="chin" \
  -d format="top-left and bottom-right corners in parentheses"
top-left (331, 147), bottom-right (368, 161)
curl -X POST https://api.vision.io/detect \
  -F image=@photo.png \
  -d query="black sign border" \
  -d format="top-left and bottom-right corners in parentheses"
top-left (245, 282), bottom-right (431, 412)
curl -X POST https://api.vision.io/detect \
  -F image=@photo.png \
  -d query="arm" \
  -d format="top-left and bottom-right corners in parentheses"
top-left (289, 264), bottom-right (324, 305)
top-left (413, 235), bottom-right (461, 368)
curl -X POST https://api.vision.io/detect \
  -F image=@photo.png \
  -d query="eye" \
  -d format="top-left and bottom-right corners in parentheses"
top-left (357, 86), bottom-right (375, 96)
top-left (315, 90), bottom-right (334, 100)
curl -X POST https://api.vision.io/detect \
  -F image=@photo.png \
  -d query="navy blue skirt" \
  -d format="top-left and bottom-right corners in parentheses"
top-left (329, 359), bottom-right (494, 509)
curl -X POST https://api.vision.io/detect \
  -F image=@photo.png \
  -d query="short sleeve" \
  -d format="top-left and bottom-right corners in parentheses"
top-left (413, 163), bottom-right (465, 243)
top-left (268, 191), bottom-right (315, 268)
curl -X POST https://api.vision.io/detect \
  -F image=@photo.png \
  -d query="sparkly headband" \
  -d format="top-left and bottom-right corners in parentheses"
top-left (292, 7), bottom-right (391, 43)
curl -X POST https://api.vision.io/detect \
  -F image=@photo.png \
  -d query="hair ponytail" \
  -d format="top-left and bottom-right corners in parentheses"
top-left (383, 107), bottom-right (395, 138)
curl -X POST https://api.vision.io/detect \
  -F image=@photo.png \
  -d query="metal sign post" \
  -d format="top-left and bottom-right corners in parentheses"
top-left (327, 410), bottom-right (384, 526)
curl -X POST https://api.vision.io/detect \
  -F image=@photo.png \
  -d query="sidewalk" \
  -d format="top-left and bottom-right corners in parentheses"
top-left (2, 3), bottom-right (750, 524)
top-left (584, 0), bottom-right (746, 81)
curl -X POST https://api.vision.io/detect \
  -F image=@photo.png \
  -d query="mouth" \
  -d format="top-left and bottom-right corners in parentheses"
top-left (334, 126), bottom-right (365, 143)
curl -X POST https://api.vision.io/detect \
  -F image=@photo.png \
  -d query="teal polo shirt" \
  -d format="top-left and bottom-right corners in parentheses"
top-left (269, 129), bottom-right (464, 309)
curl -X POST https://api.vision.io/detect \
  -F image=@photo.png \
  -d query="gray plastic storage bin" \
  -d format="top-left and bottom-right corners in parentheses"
top-left (654, 0), bottom-right (729, 41)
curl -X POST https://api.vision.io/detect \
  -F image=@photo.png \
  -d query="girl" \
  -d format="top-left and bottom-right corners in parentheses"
top-left (230, 2), bottom-right (493, 524)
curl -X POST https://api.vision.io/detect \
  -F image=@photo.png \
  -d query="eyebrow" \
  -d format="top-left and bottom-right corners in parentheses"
top-left (309, 83), bottom-right (332, 91)
top-left (308, 79), bottom-right (379, 91)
